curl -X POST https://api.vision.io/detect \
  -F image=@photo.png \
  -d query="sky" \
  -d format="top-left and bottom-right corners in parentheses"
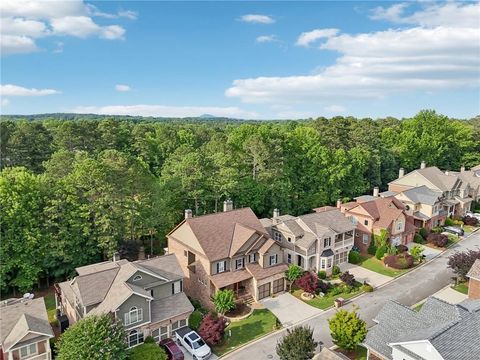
top-left (1, 0), bottom-right (479, 119)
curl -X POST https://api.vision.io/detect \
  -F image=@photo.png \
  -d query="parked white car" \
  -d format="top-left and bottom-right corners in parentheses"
top-left (175, 327), bottom-right (211, 360)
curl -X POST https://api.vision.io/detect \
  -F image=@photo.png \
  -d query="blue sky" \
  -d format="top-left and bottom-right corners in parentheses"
top-left (1, 1), bottom-right (479, 119)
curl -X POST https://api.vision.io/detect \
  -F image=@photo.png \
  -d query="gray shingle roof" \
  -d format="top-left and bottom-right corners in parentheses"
top-left (401, 185), bottom-right (442, 205)
top-left (299, 210), bottom-right (355, 235)
top-left (364, 297), bottom-right (480, 360)
top-left (150, 292), bottom-right (194, 323)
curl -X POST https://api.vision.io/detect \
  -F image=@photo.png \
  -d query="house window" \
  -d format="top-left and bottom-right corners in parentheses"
top-left (128, 329), bottom-right (144, 348)
top-left (397, 222), bottom-right (403, 231)
top-left (334, 251), bottom-right (348, 265)
top-left (327, 257), bottom-right (333, 268)
top-left (350, 216), bottom-right (358, 225)
top-left (235, 258), bottom-right (245, 270)
top-left (172, 280), bottom-right (182, 294)
top-left (216, 261), bottom-right (226, 273)
top-left (124, 306), bottom-right (143, 326)
top-left (152, 326), bottom-right (168, 342)
top-left (19, 343), bottom-right (37, 359)
top-left (273, 232), bottom-right (282, 241)
top-left (364, 220), bottom-right (369, 226)
top-left (362, 234), bottom-right (369, 244)
top-left (323, 237), bottom-right (331, 247)
top-left (269, 254), bottom-right (278, 266)
top-left (132, 275), bottom-right (142, 282)
top-left (287, 253), bottom-right (292, 264)
top-left (248, 253), bottom-right (257, 263)
top-left (321, 259), bottom-right (326, 269)
top-left (172, 319), bottom-right (187, 331)
top-left (184, 250), bottom-right (188, 257)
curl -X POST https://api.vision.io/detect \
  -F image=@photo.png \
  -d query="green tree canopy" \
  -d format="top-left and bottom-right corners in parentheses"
top-left (328, 308), bottom-right (367, 351)
top-left (276, 326), bottom-right (318, 360)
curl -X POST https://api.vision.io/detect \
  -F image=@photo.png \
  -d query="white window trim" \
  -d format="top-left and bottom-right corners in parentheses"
top-left (19, 343), bottom-right (38, 359)
top-left (269, 254), bottom-right (278, 266)
top-left (235, 258), bottom-right (244, 270)
top-left (172, 280), bottom-right (182, 294)
top-left (128, 329), bottom-right (144, 348)
top-left (217, 261), bottom-right (226, 273)
top-left (362, 234), bottom-right (369, 244)
top-left (287, 253), bottom-right (292, 264)
top-left (124, 306), bottom-right (143, 326)
top-left (133, 274), bottom-right (142, 282)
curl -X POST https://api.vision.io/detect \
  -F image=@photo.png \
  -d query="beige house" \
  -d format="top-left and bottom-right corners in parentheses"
top-left (339, 195), bottom-right (416, 254)
top-left (0, 297), bottom-right (54, 360)
top-left (167, 202), bottom-right (287, 309)
top-left (394, 185), bottom-right (446, 230)
top-left (388, 162), bottom-right (473, 217)
top-left (467, 259), bottom-right (480, 300)
top-left (261, 207), bottom-right (355, 275)
top-left (56, 255), bottom-right (193, 348)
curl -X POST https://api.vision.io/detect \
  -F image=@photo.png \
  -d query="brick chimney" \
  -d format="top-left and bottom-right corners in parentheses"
top-left (223, 199), bottom-right (233, 212)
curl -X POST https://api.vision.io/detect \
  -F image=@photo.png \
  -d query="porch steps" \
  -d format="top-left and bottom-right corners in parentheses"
top-left (241, 295), bottom-right (255, 305)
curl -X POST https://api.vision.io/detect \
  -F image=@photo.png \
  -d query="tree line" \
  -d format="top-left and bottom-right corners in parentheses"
top-left (1, 110), bottom-right (479, 294)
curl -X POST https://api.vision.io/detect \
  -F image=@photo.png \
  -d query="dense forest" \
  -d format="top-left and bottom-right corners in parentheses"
top-left (1, 110), bottom-right (479, 294)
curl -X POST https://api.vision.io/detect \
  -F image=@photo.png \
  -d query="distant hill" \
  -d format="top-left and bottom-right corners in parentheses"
top-left (198, 114), bottom-right (219, 119)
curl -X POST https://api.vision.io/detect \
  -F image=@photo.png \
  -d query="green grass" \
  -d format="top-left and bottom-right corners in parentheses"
top-left (452, 282), bottom-right (469, 295)
top-left (336, 345), bottom-right (368, 360)
top-left (43, 293), bottom-right (57, 324)
top-left (413, 302), bottom-right (424, 311)
top-left (214, 309), bottom-right (279, 356)
top-left (358, 256), bottom-right (410, 277)
top-left (292, 286), bottom-right (364, 310)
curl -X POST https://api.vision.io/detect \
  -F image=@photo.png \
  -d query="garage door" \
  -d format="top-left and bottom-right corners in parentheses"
top-left (258, 283), bottom-right (271, 300)
top-left (272, 278), bottom-right (284, 294)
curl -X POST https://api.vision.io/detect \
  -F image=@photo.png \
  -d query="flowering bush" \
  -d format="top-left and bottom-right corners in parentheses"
top-left (296, 271), bottom-right (318, 294)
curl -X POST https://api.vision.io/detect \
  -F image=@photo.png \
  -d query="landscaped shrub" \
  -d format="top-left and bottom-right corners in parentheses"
top-left (348, 250), bottom-right (361, 264)
top-left (361, 284), bottom-right (374, 292)
top-left (386, 244), bottom-right (398, 255)
top-left (396, 244), bottom-right (408, 253)
top-left (189, 310), bottom-right (204, 331)
top-left (129, 343), bottom-right (167, 360)
top-left (296, 272), bottom-right (318, 294)
top-left (431, 226), bottom-right (444, 233)
top-left (317, 280), bottom-right (331, 294)
top-left (375, 245), bottom-right (387, 260)
top-left (445, 218), bottom-right (454, 226)
top-left (427, 233), bottom-right (448, 247)
top-left (463, 216), bottom-right (479, 226)
top-left (384, 253), bottom-right (414, 269)
top-left (409, 245), bottom-right (424, 263)
top-left (328, 286), bottom-right (343, 296)
top-left (367, 240), bottom-right (377, 255)
top-left (144, 336), bottom-right (156, 344)
top-left (448, 249), bottom-right (480, 280)
top-left (340, 271), bottom-right (355, 286)
top-left (189, 297), bottom-right (203, 310)
top-left (414, 234), bottom-right (425, 244)
top-left (332, 265), bottom-right (341, 276)
top-left (419, 227), bottom-right (429, 239)
top-left (318, 270), bottom-right (327, 280)
top-left (198, 313), bottom-right (226, 346)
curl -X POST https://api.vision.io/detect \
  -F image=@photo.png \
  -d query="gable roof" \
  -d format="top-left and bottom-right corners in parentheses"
top-left (364, 297), bottom-right (480, 360)
top-left (299, 210), bottom-right (355, 235)
top-left (467, 259), bottom-right (480, 281)
top-left (177, 208), bottom-right (269, 261)
top-left (399, 185), bottom-right (443, 206)
top-left (390, 166), bottom-right (459, 192)
top-left (0, 297), bottom-right (53, 350)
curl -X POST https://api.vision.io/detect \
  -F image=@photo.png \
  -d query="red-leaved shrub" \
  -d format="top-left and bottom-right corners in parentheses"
top-left (384, 253), bottom-right (414, 269)
top-left (427, 233), bottom-right (448, 247)
top-left (463, 216), bottom-right (479, 226)
top-left (295, 272), bottom-right (318, 294)
top-left (396, 244), bottom-right (408, 253)
top-left (198, 313), bottom-right (226, 346)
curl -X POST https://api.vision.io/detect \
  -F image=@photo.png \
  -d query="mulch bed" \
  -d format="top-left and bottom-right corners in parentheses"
top-left (225, 302), bottom-right (251, 318)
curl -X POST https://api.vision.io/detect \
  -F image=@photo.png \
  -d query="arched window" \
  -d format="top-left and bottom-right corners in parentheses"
top-left (132, 274), bottom-right (142, 282)
top-left (125, 306), bottom-right (143, 325)
top-left (128, 329), bottom-right (144, 348)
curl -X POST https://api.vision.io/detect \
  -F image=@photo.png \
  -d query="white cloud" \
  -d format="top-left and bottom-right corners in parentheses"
top-left (115, 84), bottom-right (131, 92)
top-left (256, 35), bottom-right (277, 43)
top-left (0, 0), bottom-right (132, 55)
top-left (0, 84), bottom-right (60, 96)
top-left (70, 104), bottom-right (259, 119)
top-left (239, 14), bottom-right (275, 24)
top-left (370, 3), bottom-right (409, 23)
top-left (324, 105), bottom-right (345, 113)
top-left (1, 98), bottom-right (11, 107)
top-left (226, 2), bottom-right (480, 104)
top-left (296, 28), bottom-right (339, 47)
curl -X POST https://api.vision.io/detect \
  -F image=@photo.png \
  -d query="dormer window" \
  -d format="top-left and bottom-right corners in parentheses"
top-left (273, 232), bottom-right (282, 242)
top-left (323, 237), bottom-right (331, 247)
top-left (364, 220), bottom-right (369, 226)
top-left (235, 258), bottom-right (245, 270)
top-left (216, 261), bottom-right (226, 273)
top-left (133, 275), bottom-right (142, 282)
top-left (248, 253), bottom-right (257, 263)
top-left (172, 280), bottom-right (182, 294)
top-left (269, 254), bottom-right (278, 266)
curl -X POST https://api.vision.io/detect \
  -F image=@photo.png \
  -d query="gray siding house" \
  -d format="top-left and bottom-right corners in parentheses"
top-left (56, 254), bottom-right (193, 348)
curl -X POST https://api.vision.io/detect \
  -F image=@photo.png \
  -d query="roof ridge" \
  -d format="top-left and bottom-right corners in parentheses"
top-left (187, 207), bottom-right (252, 220)
top-left (77, 265), bottom-right (120, 278)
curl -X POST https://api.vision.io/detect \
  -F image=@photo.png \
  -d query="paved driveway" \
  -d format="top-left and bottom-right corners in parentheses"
top-left (339, 263), bottom-right (391, 288)
top-left (260, 292), bottom-right (323, 327)
top-left (407, 242), bottom-right (442, 260)
top-left (432, 286), bottom-right (468, 304)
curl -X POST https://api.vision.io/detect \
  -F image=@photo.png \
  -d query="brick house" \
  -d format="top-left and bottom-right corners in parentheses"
top-left (339, 194), bottom-right (416, 254)
top-left (467, 259), bottom-right (480, 300)
top-left (167, 202), bottom-right (288, 310)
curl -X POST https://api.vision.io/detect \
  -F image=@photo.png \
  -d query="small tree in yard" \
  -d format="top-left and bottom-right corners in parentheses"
top-left (448, 249), bottom-right (480, 280)
top-left (328, 308), bottom-right (367, 351)
top-left (56, 314), bottom-right (127, 360)
top-left (340, 271), bottom-right (355, 286)
top-left (285, 265), bottom-right (304, 291)
top-left (212, 289), bottom-right (235, 315)
top-left (296, 271), bottom-right (318, 294)
top-left (375, 229), bottom-right (389, 248)
top-left (409, 245), bottom-right (424, 263)
top-left (276, 326), bottom-right (318, 360)
top-left (198, 313), bottom-right (226, 346)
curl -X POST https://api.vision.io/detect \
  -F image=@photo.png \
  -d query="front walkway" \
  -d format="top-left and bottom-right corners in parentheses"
top-left (260, 292), bottom-right (322, 327)
top-left (407, 242), bottom-right (442, 260)
top-left (339, 263), bottom-right (391, 288)
top-left (432, 286), bottom-right (468, 304)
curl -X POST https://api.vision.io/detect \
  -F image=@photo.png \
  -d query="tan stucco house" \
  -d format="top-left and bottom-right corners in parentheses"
top-left (0, 297), bottom-right (54, 360)
top-left (167, 202), bottom-right (287, 309)
top-left (56, 255), bottom-right (193, 348)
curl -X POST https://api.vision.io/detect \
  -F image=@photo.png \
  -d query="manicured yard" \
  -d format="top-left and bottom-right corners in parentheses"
top-left (358, 256), bottom-right (410, 277)
top-left (452, 282), bottom-right (469, 294)
top-left (338, 345), bottom-right (368, 360)
top-left (43, 293), bottom-right (57, 324)
top-left (292, 284), bottom-right (364, 310)
top-left (214, 309), bottom-right (279, 356)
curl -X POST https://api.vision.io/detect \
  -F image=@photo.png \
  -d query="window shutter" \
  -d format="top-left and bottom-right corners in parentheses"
top-left (180, 280), bottom-right (183, 292)
top-left (275, 254), bottom-right (278, 264)
top-left (216, 262), bottom-right (219, 273)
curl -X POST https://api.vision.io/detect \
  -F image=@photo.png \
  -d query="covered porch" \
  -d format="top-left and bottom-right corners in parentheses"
top-left (209, 270), bottom-right (254, 303)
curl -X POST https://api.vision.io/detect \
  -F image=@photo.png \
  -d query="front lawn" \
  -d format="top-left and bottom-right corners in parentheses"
top-left (358, 256), bottom-right (410, 277)
top-left (338, 345), bottom-right (368, 360)
top-left (214, 309), bottom-right (279, 356)
top-left (292, 282), bottom-right (364, 310)
top-left (452, 282), bottom-right (469, 295)
top-left (43, 293), bottom-right (57, 324)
